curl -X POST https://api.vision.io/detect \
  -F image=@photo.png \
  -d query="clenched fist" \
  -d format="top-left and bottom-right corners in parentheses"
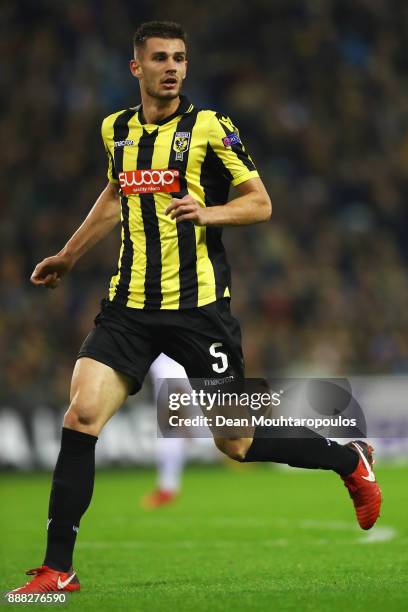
top-left (165, 195), bottom-right (209, 226)
top-left (30, 254), bottom-right (73, 289)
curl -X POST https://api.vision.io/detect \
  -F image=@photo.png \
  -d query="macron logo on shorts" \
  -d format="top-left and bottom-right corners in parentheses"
top-left (119, 169), bottom-right (180, 195)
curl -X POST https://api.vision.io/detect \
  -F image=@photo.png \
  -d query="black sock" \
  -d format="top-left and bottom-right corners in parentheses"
top-left (243, 426), bottom-right (358, 476)
top-left (44, 427), bottom-right (98, 571)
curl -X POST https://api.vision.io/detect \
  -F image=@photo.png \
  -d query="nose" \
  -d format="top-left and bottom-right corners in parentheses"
top-left (165, 58), bottom-right (178, 72)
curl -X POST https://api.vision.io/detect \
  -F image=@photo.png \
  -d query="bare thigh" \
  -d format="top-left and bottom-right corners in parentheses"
top-left (63, 357), bottom-right (133, 436)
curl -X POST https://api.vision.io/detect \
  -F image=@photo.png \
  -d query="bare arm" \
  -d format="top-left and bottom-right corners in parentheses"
top-left (165, 177), bottom-right (272, 226)
top-left (31, 182), bottom-right (121, 288)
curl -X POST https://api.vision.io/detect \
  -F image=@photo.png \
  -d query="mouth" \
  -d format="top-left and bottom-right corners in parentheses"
top-left (161, 77), bottom-right (178, 89)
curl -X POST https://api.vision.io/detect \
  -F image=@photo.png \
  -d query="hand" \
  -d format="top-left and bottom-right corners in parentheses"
top-left (165, 195), bottom-right (208, 226)
top-left (30, 253), bottom-right (73, 289)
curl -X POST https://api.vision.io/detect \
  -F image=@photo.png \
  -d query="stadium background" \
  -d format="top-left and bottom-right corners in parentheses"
top-left (1, 0), bottom-right (408, 465)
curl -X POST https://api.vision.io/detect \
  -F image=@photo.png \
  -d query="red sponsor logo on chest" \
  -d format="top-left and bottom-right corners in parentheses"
top-left (119, 169), bottom-right (180, 194)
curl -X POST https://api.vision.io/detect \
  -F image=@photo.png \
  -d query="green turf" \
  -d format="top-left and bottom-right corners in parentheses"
top-left (1, 464), bottom-right (407, 611)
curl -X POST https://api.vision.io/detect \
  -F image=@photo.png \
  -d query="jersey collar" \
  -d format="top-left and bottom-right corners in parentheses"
top-left (136, 95), bottom-right (193, 127)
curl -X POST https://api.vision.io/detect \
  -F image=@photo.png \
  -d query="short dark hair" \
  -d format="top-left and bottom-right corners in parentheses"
top-left (133, 21), bottom-right (187, 51)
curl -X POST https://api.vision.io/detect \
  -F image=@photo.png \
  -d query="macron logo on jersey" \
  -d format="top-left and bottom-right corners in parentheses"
top-left (114, 139), bottom-right (135, 148)
top-left (119, 169), bottom-right (180, 195)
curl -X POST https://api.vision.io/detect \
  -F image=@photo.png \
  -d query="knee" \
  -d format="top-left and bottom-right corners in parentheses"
top-left (63, 399), bottom-right (101, 435)
top-left (215, 438), bottom-right (253, 462)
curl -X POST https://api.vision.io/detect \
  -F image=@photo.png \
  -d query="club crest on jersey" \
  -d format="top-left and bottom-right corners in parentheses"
top-left (173, 131), bottom-right (190, 161)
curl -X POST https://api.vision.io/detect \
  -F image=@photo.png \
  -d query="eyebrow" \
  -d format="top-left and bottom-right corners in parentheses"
top-left (151, 51), bottom-right (186, 58)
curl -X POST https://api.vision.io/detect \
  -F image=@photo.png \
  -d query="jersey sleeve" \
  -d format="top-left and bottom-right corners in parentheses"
top-left (101, 118), bottom-right (119, 184)
top-left (208, 113), bottom-right (259, 187)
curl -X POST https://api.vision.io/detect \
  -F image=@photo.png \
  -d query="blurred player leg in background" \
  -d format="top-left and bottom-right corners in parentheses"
top-left (141, 353), bottom-right (190, 509)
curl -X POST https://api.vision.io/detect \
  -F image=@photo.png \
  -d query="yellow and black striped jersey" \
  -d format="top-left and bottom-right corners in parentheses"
top-left (101, 95), bottom-right (259, 310)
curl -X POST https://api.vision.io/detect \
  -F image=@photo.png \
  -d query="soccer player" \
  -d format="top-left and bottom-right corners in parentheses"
top-left (9, 21), bottom-right (381, 593)
top-left (142, 353), bottom-right (190, 508)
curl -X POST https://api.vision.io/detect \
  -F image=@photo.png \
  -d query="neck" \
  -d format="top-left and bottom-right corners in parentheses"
top-left (140, 93), bottom-right (181, 124)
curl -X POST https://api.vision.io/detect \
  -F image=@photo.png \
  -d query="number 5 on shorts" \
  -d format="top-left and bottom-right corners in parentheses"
top-left (209, 342), bottom-right (229, 373)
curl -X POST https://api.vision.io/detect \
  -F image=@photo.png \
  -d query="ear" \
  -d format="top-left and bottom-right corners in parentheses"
top-left (182, 60), bottom-right (188, 80)
top-left (130, 58), bottom-right (142, 80)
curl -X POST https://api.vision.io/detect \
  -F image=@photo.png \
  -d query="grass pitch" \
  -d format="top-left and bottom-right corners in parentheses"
top-left (1, 464), bottom-right (407, 611)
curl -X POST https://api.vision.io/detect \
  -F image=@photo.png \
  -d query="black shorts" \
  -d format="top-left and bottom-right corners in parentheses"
top-left (78, 298), bottom-right (244, 394)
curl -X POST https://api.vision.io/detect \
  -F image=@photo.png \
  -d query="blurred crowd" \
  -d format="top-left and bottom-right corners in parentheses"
top-left (2, 0), bottom-right (408, 407)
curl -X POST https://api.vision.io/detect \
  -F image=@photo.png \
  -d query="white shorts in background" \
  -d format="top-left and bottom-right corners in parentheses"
top-left (149, 353), bottom-right (191, 401)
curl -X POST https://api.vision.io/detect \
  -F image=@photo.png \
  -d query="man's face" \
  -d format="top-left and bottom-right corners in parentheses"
top-left (130, 37), bottom-right (187, 100)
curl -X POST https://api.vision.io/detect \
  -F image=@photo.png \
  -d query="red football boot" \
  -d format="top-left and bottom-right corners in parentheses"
top-left (141, 489), bottom-right (177, 509)
top-left (342, 441), bottom-right (382, 530)
top-left (8, 566), bottom-right (80, 593)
